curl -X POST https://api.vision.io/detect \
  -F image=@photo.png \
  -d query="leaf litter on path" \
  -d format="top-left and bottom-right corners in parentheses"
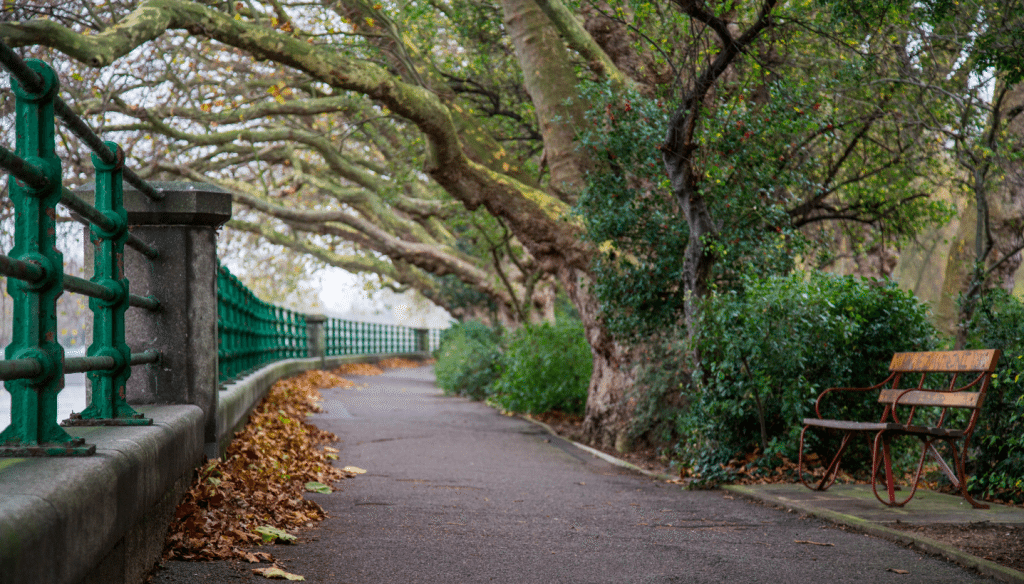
top-left (162, 369), bottom-right (363, 562)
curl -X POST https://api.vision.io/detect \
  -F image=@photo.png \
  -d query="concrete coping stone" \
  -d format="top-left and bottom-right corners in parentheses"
top-left (76, 181), bottom-right (232, 226)
top-left (0, 405), bottom-right (204, 584)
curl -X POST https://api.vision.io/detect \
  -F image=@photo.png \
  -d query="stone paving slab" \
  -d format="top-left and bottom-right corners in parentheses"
top-left (725, 483), bottom-right (1024, 583)
top-left (726, 483), bottom-right (1024, 525)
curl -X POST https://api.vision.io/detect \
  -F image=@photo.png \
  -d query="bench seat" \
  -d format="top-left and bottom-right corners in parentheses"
top-left (802, 418), bottom-right (965, 438)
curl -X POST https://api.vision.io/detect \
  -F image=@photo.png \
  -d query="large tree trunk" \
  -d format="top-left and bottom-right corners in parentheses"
top-left (559, 266), bottom-right (637, 450)
top-left (501, 0), bottom-right (638, 446)
top-left (502, 0), bottom-right (587, 202)
top-left (938, 83), bottom-right (1024, 343)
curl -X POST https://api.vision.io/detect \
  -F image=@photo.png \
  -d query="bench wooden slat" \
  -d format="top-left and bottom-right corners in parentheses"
top-left (803, 418), bottom-right (968, 438)
top-left (877, 389), bottom-right (982, 408)
top-left (802, 419), bottom-right (900, 432)
top-left (889, 349), bottom-right (999, 373)
top-left (897, 425), bottom-right (965, 438)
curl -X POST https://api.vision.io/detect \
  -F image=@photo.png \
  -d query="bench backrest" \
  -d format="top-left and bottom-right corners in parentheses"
top-left (889, 350), bottom-right (1000, 373)
top-left (878, 349), bottom-right (1001, 410)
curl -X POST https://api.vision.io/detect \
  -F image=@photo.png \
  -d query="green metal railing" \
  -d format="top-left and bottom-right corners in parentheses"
top-left (323, 318), bottom-right (418, 355)
top-left (320, 316), bottom-right (442, 358)
top-left (217, 265), bottom-right (445, 384)
top-left (321, 318), bottom-right (441, 355)
top-left (0, 45), bottom-right (446, 455)
top-left (216, 265), bottom-right (308, 382)
top-left (0, 47), bottom-right (161, 456)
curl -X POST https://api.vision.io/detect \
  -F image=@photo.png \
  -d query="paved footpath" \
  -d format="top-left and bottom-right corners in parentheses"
top-left (152, 366), bottom-right (993, 584)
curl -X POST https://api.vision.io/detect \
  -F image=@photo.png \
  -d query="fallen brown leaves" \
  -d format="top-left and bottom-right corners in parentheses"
top-left (331, 362), bottom-right (385, 376)
top-left (720, 451), bottom-right (859, 486)
top-left (377, 357), bottom-right (427, 369)
top-left (331, 357), bottom-right (427, 377)
top-left (164, 370), bottom-right (359, 561)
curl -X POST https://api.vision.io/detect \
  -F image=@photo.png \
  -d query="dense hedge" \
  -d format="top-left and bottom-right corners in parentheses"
top-left (434, 317), bottom-right (592, 416)
top-left (964, 289), bottom-right (1024, 502)
top-left (633, 272), bottom-right (938, 484)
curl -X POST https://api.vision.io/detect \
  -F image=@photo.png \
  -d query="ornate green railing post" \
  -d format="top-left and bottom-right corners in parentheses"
top-left (0, 59), bottom-right (91, 455)
top-left (74, 142), bottom-right (149, 425)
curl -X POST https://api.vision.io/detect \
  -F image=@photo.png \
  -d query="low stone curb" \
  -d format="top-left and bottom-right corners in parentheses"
top-left (519, 415), bottom-right (677, 481)
top-left (724, 484), bottom-right (1024, 584)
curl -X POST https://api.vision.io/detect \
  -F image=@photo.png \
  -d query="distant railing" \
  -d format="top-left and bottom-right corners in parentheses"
top-left (320, 317), bottom-right (443, 358)
top-left (217, 263), bottom-right (445, 384)
top-left (0, 45), bottom-right (161, 456)
top-left (216, 265), bottom-right (308, 382)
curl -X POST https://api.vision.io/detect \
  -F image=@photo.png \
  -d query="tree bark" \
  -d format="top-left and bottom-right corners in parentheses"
top-left (503, 0), bottom-right (588, 203)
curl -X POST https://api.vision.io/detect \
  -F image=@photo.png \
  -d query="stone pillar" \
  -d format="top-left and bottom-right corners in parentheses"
top-left (99, 181), bottom-right (231, 444)
top-left (305, 313), bottom-right (327, 368)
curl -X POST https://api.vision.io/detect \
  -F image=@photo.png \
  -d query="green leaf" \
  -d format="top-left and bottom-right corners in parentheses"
top-left (304, 481), bottom-right (332, 494)
top-left (255, 526), bottom-right (297, 544)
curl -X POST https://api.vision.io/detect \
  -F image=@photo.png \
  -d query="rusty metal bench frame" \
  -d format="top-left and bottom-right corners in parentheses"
top-left (797, 349), bottom-right (1001, 509)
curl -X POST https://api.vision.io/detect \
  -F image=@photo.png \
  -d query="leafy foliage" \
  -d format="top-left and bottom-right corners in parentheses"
top-left (433, 321), bottom-right (504, 400)
top-left (433, 316), bottom-right (592, 416)
top-left (575, 82), bottom-right (687, 340)
top-left (964, 289), bottom-right (1024, 503)
top-left (576, 67), bottom-right (952, 342)
top-left (489, 319), bottom-right (592, 416)
top-left (632, 272), bottom-right (937, 483)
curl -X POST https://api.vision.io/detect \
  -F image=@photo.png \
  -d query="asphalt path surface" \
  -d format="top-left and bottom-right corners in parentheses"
top-left (150, 366), bottom-right (987, 583)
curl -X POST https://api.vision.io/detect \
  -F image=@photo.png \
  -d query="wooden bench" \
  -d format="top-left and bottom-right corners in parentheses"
top-left (797, 349), bottom-right (1001, 509)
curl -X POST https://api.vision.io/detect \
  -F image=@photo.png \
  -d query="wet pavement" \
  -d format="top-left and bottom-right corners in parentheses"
top-left (149, 366), bottom-right (1020, 583)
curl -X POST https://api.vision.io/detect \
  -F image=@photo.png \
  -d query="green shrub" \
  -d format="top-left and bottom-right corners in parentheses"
top-left (639, 271), bottom-right (937, 483)
top-left (489, 318), bottom-right (592, 416)
top-left (964, 289), bottom-right (1024, 503)
top-left (433, 321), bottom-right (503, 400)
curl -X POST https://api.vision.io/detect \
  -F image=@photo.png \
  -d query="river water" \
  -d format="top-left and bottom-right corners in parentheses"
top-left (0, 362), bottom-right (89, 430)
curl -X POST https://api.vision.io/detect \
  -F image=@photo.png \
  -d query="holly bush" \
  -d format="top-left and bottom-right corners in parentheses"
top-left (964, 289), bottom-right (1024, 503)
top-left (634, 271), bottom-right (937, 483)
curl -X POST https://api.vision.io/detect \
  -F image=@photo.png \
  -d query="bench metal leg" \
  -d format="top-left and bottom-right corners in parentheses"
top-left (798, 425), bottom-right (854, 491)
top-left (945, 437), bottom-right (989, 510)
top-left (870, 432), bottom-right (930, 507)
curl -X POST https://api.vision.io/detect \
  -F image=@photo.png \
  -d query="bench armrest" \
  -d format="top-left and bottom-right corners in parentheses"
top-left (812, 373), bottom-right (897, 419)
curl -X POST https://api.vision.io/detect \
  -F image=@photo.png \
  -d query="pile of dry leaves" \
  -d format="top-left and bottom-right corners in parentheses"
top-left (164, 358), bottom-right (427, 563)
top-left (164, 370), bottom-right (361, 562)
top-left (331, 357), bottom-right (422, 377)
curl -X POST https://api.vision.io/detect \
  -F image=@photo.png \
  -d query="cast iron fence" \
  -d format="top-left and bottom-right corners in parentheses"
top-left (0, 45), bottom-right (445, 456)
top-left (217, 265), bottom-right (308, 382)
top-left (218, 266), bottom-right (445, 383)
top-left (0, 47), bottom-right (161, 456)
